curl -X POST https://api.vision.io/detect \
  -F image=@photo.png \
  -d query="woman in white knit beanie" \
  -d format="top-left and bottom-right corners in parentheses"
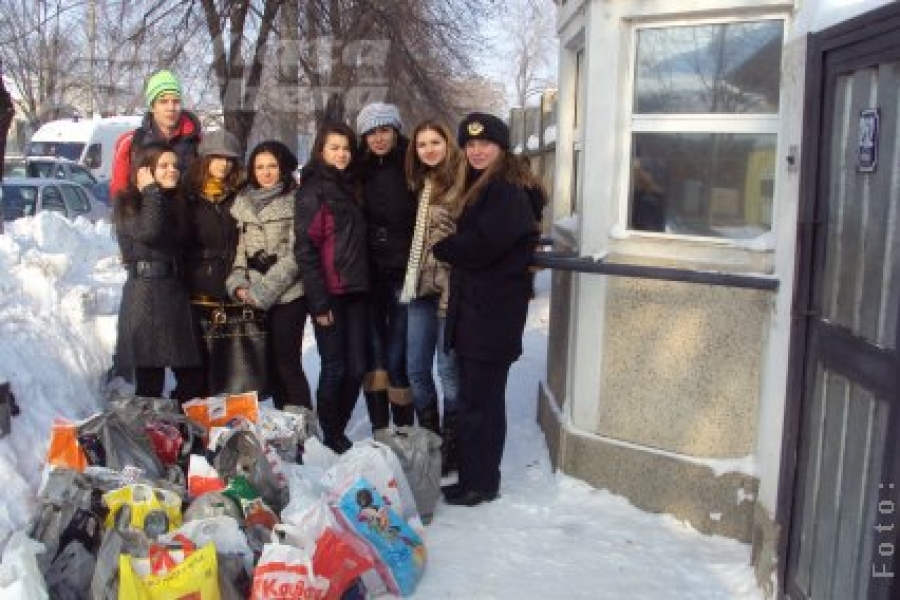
top-left (356, 101), bottom-right (418, 434)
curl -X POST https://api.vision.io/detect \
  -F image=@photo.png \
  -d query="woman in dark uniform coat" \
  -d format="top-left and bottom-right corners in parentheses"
top-left (113, 141), bottom-right (200, 399)
top-left (433, 113), bottom-right (544, 506)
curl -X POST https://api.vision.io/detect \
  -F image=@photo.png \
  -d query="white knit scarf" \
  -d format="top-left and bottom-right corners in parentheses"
top-left (400, 178), bottom-right (433, 304)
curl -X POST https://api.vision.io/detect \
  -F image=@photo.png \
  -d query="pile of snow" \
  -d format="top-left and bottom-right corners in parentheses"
top-left (0, 213), bottom-right (763, 598)
top-left (0, 213), bottom-right (121, 539)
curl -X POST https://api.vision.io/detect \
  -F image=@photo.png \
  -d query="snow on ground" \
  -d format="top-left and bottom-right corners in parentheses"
top-left (0, 213), bottom-right (763, 599)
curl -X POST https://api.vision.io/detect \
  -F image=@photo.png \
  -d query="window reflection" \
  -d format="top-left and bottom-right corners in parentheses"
top-left (635, 21), bottom-right (783, 114)
top-left (630, 133), bottom-right (776, 238)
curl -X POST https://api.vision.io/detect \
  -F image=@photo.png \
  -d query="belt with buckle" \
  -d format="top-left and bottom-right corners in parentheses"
top-left (127, 260), bottom-right (174, 279)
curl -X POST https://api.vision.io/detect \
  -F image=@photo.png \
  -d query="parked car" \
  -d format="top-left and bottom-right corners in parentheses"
top-left (90, 179), bottom-right (112, 206)
top-left (2, 155), bottom-right (27, 177)
top-left (23, 156), bottom-right (99, 188)
top-left (1, 177), bottom-right (110, 223)
top-left (8, 156), bottom-right (112, 207)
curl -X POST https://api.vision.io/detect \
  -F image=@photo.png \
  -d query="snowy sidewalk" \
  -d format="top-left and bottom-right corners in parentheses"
top-left (376, 272), bottom-right (764, 599)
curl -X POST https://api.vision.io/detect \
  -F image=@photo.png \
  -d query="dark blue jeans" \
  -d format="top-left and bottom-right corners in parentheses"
top-left (312, 293), bottom-right (369, 437)
top-left (368, 272), bottom-right (409, 388)
top-left (407, 295), bottom-right (459, 414)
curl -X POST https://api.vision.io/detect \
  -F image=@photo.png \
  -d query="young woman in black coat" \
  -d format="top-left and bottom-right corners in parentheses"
top-left (294, 122), bottom-right (369, 453)
top-left (433, 113), bottom-right (545, 506)
top-left (356, 102), bottom-right (417, 432)
top-left (176, 130), bottom-right (245, 400)
top-left (113, 141), bottom-right (200, 400)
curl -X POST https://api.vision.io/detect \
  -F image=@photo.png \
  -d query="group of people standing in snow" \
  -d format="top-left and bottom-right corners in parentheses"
top-left (112, 69), bottom-right (546, 508)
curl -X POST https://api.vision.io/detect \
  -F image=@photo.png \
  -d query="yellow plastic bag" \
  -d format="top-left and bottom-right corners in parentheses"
top-left (118, 541), bottom-right (220, 599)
top-left (102, 484), bottom-right (182, 534)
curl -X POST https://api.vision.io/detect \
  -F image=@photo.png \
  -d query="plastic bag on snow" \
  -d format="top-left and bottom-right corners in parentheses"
top-left (322, 439), bottom-right (421, 527)
top-left (331, 477), bottom-right (426, 597)
top-left (374, 426), bottom-right (442, 523)
top-left (251, 541), bottom-right (329, 600)
top-left (118, 536), bottom-right (220, 600)
top-left (0, 531), bottom-right (49, 600)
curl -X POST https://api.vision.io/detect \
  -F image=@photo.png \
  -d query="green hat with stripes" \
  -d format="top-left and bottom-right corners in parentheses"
top-left (144, 70), bottom-right (182, 108)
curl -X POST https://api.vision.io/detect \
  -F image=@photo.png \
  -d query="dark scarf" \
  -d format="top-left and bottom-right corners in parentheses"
top-left (244, 182), bottom-right (285, 214)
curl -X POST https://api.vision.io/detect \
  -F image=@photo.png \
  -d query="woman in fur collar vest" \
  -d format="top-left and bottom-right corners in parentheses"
top-left (400, 120), bottom-right (466, 474)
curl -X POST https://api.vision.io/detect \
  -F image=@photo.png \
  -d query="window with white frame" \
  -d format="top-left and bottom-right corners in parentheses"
top-left (570, 47), bottom-right (585, 215)
top-left (628, 18), bottom-right (783, 240)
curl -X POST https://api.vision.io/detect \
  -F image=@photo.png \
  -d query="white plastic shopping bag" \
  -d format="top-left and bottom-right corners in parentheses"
top-left (0, 531), bottom-right (49, 600)
top-left (322, 439), bottom-right (421, 527)
top-left (251, 541), bottom-right (329, 600)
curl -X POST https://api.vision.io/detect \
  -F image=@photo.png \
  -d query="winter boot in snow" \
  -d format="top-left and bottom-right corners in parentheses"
top-left (388, 387), bottom-right (415, 427)
top-left (364, 390), bottom-right (391, 433)
top-left (363, 370), bottom-right (390, 433)
top-left (317, 393), bottom-right (352, 454)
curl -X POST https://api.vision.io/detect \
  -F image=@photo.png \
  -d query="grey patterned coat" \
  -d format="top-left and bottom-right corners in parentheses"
top-left (115, 185), bottom-right (201, 368)
top-left (226, 185), bottom-right (304, 310)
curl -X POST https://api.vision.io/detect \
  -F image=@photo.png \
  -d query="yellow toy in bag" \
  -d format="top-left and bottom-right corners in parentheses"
top-left (102, 484), bottom-right (182, 535)
top-left (118, 541), bottom-right (220, 599)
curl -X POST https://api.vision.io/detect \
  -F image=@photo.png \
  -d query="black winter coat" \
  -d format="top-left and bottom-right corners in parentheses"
top-left (358, 137), bottom-right (417, 274)
top-left (114, 185), bottom-right (201, 368)
top-left (294, 160), bottom-right (369, 316)
top-left (433, 177), bottom-right (538, 363)
top-left (182, 192), bottom-right (238, 301)
top-left (133, 111), bottom-right (203, 179)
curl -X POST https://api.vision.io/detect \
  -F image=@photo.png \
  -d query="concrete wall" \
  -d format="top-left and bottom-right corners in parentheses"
top-left (600, 277), bottom-right (769, 457)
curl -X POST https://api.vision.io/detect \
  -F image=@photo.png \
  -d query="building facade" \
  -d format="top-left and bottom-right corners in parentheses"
top-left (541, 1), bottom-right (899, 597)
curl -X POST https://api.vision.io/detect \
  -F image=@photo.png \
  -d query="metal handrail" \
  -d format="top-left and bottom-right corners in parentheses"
top-left (532, 249), bottom-right (779, 291)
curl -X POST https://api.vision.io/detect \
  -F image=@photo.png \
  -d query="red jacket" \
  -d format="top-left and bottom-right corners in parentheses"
top-left (110, 111), bottom-right (202, 199)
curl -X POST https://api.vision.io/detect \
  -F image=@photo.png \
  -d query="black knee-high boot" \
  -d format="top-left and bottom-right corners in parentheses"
top-left (364, 390), bottom-right (390, 433)
top-left (363, 369), bottom-right (390, 434)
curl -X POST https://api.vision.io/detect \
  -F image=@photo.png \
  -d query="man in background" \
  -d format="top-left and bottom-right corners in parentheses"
top-left (110, 69), bottom-right (202, 198)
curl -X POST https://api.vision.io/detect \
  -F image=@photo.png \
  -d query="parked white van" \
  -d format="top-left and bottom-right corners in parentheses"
top-left (26, 116), bottom-right (142, 181)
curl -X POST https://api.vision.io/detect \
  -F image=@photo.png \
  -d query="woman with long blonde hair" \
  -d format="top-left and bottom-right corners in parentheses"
top-left (400, 119), bottom-right (467, 474)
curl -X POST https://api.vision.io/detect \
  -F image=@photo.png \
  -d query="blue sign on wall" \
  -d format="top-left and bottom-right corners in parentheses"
top-left (858, 108), bottom-right (879, 172)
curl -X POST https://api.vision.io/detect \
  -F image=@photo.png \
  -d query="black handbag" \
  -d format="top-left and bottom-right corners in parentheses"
top-left (199, 303), bottom-right (271, 397)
